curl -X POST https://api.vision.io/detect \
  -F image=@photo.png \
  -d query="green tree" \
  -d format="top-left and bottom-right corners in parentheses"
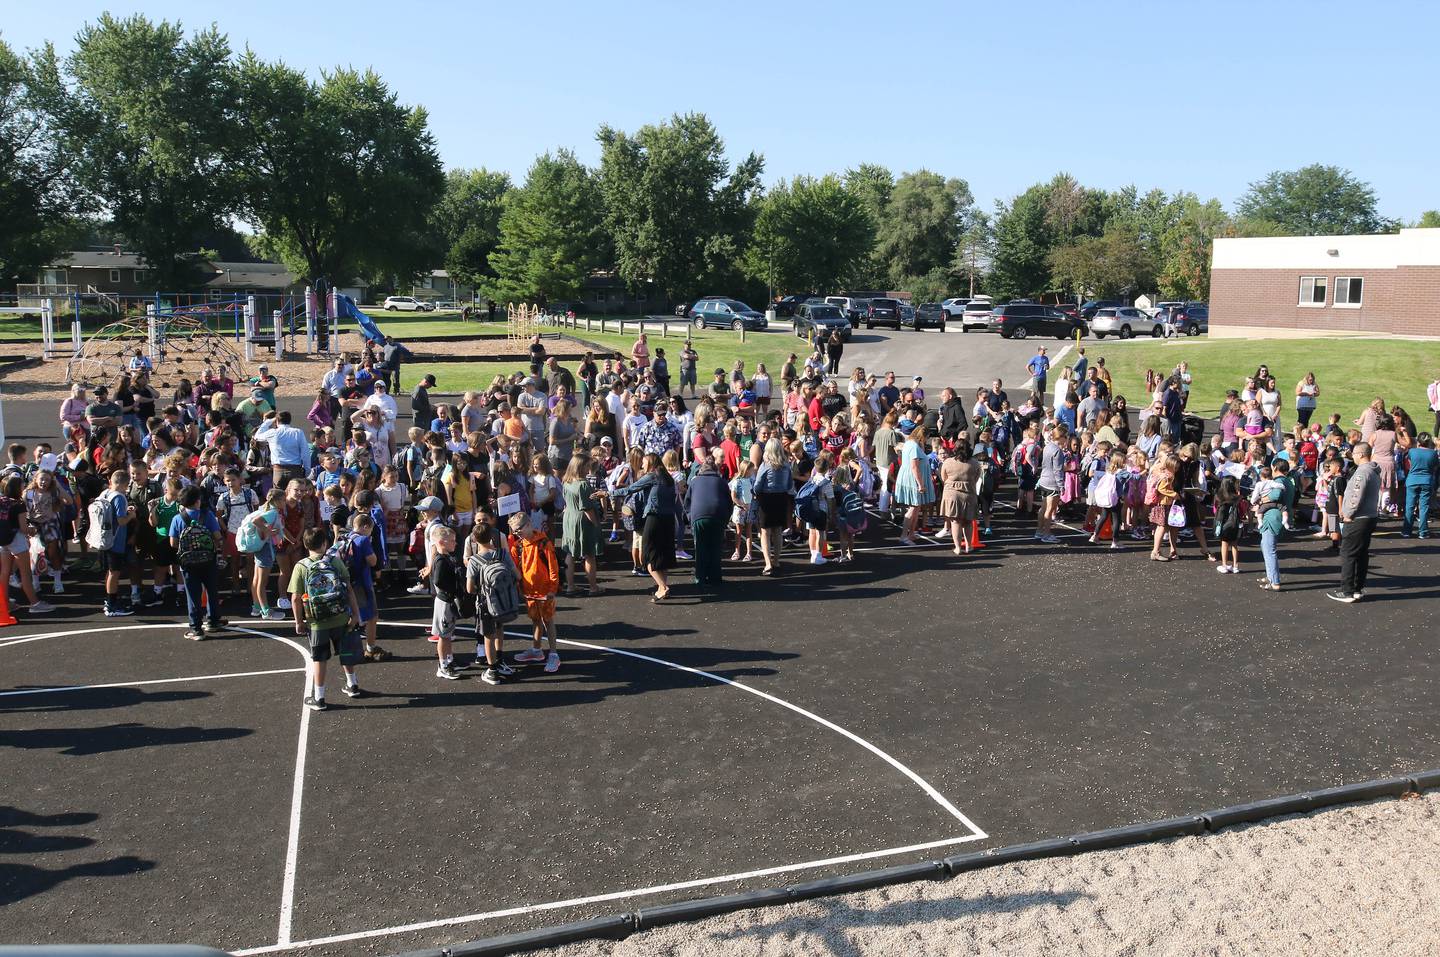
top-left (233, 55), bottom-right (445, 288)
top-left (744, 175), bottom-right (873, 294)
top-left (1157, 196), bottom-right (1230, 300)
top-left (1235, 164), bottom-right (1392, 235)
top-left (1047, 223), bottom-right (1153, 300)
top-left (876, 170), bottom-right (973, 284)
top-left (0, 39), bottom-right (87, 288)
top-left (597, 113), bottom-right (763, 303)
top-left (898, 267), bottom-right (952, 305)
top-left (1042, 172), bottom-right (1107, 243)
top-left (1416, 210), bottom-right (1440, 228)
top-left (432, 168), bottom-right (512, 290)
top-left (841, 163), bottom-right (893, 287)
top-left (486, 150), bottom-right (607, 303)
top-left (989, 186), bottom-right (1052, 299)
top-left (952, 211), bottom-right (993, 298)
top-left (66, 15), bottom-right (238, 289)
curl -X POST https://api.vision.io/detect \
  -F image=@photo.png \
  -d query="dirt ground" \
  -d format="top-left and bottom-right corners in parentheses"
top-left (0, 331), bottom-right (536, 401)
top-left (540, 793), bottom-right (1440, 957)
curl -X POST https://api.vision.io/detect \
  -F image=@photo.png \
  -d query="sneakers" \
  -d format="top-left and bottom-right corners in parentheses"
top-left (544, 651), bottom-right (561, 674)
top-left (144, 591), bottom-right (165, 607)
top-left (1216, 564), bottom-right (1230, 574)
top-left (27, 601), bottom-right (56, 615)
top-left (514, 648), bottom-right (546, 664)
top-left (810, 553), bottom-right (828, 565)
top-left (303, 694), bottom-right (328, 712)
top-left (630, 567), bottom-right (645, 577)
top-left (481, 668), bottom-right (502, 685)
top-left (436, 664), bottom-right (463, 680)
top-left (426, 634), bottom-right (440, 643)
top-left (406, 583), bottom-right (431, 596)
top-left (103, 603), bottom-right (134, 618)
top-left (607, 531), bottom-right (620, 543)
top-left (1326, 590), bottom-right (1357, 604)
top-left (675, 549), bottom-right (692, 560)
top-left (341, 684), bottom-right (367, 698)
top-left (52, 580), bottom-right (64, 596)
top-left (264, 608), bottom-right (286, 621)
top-left (203, 619), bottom-right (227, 634)
top-left (364, 646), bottom-right (392, 662)
top-left (496, 662), bottom-right (517, 679)
top-left (1039, 534), bottom-right (1060, 544)
top-left (250, 603), bottom-right (264, 618)
top-left (276, 597), bottom-right (292, 610)
top-left (184, 629), bottom-right (205, 641)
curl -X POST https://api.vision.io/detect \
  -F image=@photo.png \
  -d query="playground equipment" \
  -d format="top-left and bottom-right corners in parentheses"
top-left (67, 309), bottom-right (248, 389)
top-left (1, 299), bottom-right (79, 361)
top-left (508, 302), bottom-right (543, 342)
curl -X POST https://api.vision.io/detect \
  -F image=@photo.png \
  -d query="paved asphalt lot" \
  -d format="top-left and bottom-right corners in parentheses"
top-left (4, 327), bottom-right (1438, 956)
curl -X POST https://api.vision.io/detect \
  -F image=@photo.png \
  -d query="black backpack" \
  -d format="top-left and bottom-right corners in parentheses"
top-left (176, 515), bottom-right (218, 568)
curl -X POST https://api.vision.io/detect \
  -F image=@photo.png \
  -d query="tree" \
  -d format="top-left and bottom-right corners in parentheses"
top-left (988, 186), bottom-right (1052, 299)
top-left (897, 267), bottom-right (952, 305)
top-left (1235, 164), bottom-right (1392, 235)
top-left (597, 113), bottom-right (763, 303)
top-left (66, 15), bottom-right (239, 289)
top-left (1416, 210), bottom-right (1440, 228)
top-left (952, 211), bottom-right (993, 297)
top-left (432, 168), bottom-right (511, 290)
top-left (1157, 196), bottom-right (1230, 300)
top-left (743, 175), bottom-right (873, 294)
top-left (0, 39), bottom-right (87, 288)
top-left (1042, 172), bottom-right (1106, 243)
top-left (1047, 224), bottom-right (1153, 300)
top-left (233, 55), bottom-right (445, 289)
top-left (875, 170), bottom-right (973, 284)
top-left (485, 150), bottom-right (607, 303)
top-left (841, 163), bottom-right (893, 287)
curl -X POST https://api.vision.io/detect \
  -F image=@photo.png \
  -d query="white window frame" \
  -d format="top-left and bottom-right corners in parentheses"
top-left (1334, 276), bottom-right (1364, 308)
top-left (1298, 275), bottom-right (1327, 307)
top-left (133, 269), bottom-right (147, 284)
top-left (108, 269), bottom-right (121, 284)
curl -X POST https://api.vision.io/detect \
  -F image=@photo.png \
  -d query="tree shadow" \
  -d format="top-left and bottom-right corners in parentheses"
top-left (715, 889), bottom-right (1088, 956)
top-left (0, 855), bottom-right (156, 907)
top-left (0, 688), bottom-right (211, 715)
top-left (0, 722), bottom-right (252, 756)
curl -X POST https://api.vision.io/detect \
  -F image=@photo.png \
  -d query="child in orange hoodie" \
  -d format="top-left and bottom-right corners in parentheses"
top-left (507, 512), bottom-right (561, 673)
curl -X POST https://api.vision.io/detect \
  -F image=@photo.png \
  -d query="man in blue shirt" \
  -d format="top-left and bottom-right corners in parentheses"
top-left (254, 410), bottom-right (311, 489)
top-left (1026, 346), bottom-right (1050, 395)
top-left (168, 486), bottom-right (224, 639)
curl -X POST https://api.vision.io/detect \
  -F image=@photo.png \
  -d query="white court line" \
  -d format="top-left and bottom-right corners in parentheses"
top-left (0, 622), bottom-right (194, 650)
top-left (231, 833), bottom-right (985, 956)
top-left (0, 667), bottom-right (304, 698)
top-left (863, 507), bottom-right (942, 544)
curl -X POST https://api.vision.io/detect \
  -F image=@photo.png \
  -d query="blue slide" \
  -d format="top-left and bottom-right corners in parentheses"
top-left (336, 293), bottom-right (386, 343)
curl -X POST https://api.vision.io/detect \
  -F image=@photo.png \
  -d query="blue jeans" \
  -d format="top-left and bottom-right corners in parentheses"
top-left (1260, 528), bottom-right (1280, 584)
top-left (182, 563), bottom-right (223, 630)
top-left (1404, 484), bottom-right (1432, 537)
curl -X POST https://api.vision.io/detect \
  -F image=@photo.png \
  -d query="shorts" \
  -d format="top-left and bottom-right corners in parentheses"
top-left (308, 623), bottom-right (360, 664)
top-left (356, 586), bottom-right (377, 624)
top-left (152, 540), bottom-right (178, 566)
top-left (525, 596), bottom-right (555, 624)
top-left (452, 509), bottom-right (473, 527)
top-left (475, 608), bottom-right (498, 637)
top-left (1037, 485), bottom-right (1060, 499)
top-left (101, 549), bottom-right (132, 571)
top-left (432, 597), bottom-right (457, 640)
top-left (224, 531), bottom-right (239, 557)
top-left (679, 369), bottom-right (697, 388)
top-left (3, 531), bottom-right (29, 556)
top-left (35, 521), bottom-right (60, 545)
top-left (254, 541), bottom-right (277, 569)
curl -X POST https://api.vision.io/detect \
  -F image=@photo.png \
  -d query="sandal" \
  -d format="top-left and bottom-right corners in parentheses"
top-left (650, 591), bottom-right (670, 603)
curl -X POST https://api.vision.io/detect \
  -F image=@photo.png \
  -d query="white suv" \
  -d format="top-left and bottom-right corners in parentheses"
top-left (959, 301), bottom-right (995, 332)
top-left (1090, 306), bottom-right (1159, 339)
top-left (382, 295), bottom-right (434, 312)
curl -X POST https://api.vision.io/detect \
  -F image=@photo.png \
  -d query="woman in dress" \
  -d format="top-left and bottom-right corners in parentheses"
top-left (1369, 413), bottom-right (1398, 513)
top-left (560, 452), bottom-right (603, 595)
top-left (752, 363), bottom-right (772, 415)
top-left (894, 426), bottom-right (935, 545)
top-left (753, 438), bottom-right (793, 576)
top-left (621, 453), bottom-right (677, 601)
top-left (939, 440), bottom-right (979, 555)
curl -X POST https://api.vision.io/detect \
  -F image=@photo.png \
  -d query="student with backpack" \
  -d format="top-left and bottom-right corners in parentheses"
top-left (90, 468), bottom-right (137, 617)
top-left (289, 525), bottom-right (363, 710)
top-left (429, 524), bottom-right (466, 680)
top-left (216, 467), bottom-right (259, 597)
top-left (797, 452), bottom-right (837, 565)
top-left (168, 486), bottom-right (225, 640)
top-left (466, 521), bottom-right (523, 685)
top-left (335, 512), bottom-right (391, 662)
top-left (507, 512), bottom-right (562, 672)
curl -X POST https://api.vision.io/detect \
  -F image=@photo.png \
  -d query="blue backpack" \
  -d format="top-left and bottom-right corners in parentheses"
top-left (794, 478), bottom-right (827, 527)
top-left (837, 487), bottom-right (867, 533)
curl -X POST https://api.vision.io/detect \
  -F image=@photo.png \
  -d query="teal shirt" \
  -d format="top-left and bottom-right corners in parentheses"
top-left (1259, 485), bottom-right (1285, 535)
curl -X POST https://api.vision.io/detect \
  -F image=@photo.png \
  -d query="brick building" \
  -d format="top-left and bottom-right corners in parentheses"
top-left (1208, 227), bottom-right (1440, 338)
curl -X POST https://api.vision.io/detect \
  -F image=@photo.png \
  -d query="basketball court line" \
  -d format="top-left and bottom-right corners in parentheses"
top-left (0, 667), bottom-right (304, 698)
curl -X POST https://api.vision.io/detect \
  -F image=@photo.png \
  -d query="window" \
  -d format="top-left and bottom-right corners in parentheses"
top-left (108, 269), bottom-right (121, 284)
top-left (1298, 276), bottom-right (1326, 306)
top-left (134, 269), bottom-right (147, 284)
top-left (1334, 276), bottom-right (1363, 307)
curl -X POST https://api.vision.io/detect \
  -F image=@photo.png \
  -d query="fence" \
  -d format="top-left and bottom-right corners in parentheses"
top-left (544, 312), bottom-right (702, 341)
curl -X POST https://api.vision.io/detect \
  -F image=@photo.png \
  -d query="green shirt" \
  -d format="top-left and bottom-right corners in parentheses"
top-left (287, 555), bottom-right (352, 631)
top-left (875, 427), bottom-right (898, 469)
top-left (152, 498), bottom-right (182, 544)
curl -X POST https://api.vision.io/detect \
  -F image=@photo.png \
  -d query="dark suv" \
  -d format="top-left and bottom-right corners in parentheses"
top-left (1079, 299), bottom-right (1123, 320)
top-left (903, 302), bottom-right (947, 331)
top-left (993, 303), bottom-right (1087, 340)
top-left (865, 297), bottom-right (903, 329)
top-left (794, 302), bottom-right (853, 342)
top-left (1171, 302), bottom-right (1208, 336)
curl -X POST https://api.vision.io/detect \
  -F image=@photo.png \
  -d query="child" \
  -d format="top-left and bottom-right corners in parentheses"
top-left (806, 452), bottom-right (837, 565)
top-left (429, 525), bottom-right (465, 680)
top-left (1011, 427), bottom-right (1040, 513)
top-left (289, 525), bottom-right (363, 710)
top-left (339, 511), bottom-right (390, 662)
top-left (216, 466), bottom-right (258, 596)
top-left (1317, 457), bottom-right (1344, 550)
top-left (1213, 475), bottom-right (1245, 574)
top-left (148, 477), bottom-right (184, 608)
top-left (467, 519), bottom-right (522, 685)
top-left (407, 495), bottom-right (450, 597)
top-left (832, 463), bottom-right (864, 562)
top-left (1087, 451), bottom-right (1123, 550)
top-left (93, 468), bottom-right (137, 617)
top-left (974, 446), bottom-right (997, 536)
top-left (508, 512), bottom-right (561, 673)
top-left (319, 483), bottom-right (345, 530)
top-left (729, 459), bottom-right (755, 562)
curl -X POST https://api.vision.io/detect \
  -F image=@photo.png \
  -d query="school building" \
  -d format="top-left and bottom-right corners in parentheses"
top-left (1208, 227), bottom-right (1440, 338)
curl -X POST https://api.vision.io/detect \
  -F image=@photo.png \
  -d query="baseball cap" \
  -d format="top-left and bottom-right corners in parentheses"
top-left (258, 364), bottom-right (269, 371)
top-left (599, 436), bottom-right (613, 445)
top-left (417, 496), bottom-right (444, 513)
top-left (714, 367), bottom-right (726, 376)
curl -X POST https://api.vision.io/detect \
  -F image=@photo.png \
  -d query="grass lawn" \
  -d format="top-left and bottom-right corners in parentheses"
top-left (564, 324), bottom-right (801, 381)
top-left (1087, 337), bottom-right (1440, 424)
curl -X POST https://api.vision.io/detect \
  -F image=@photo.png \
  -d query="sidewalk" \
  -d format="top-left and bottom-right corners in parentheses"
top-left (541, 792), bottom-right (1440, 956)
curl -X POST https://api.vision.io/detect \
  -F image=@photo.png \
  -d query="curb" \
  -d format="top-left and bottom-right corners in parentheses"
top-left (392, 769), bottom-right (1437, 957)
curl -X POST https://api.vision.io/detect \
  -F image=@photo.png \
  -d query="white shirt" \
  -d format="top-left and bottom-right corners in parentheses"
top-left (321, 366), bottom-right (353, 396)
top-left (605, 389), bottom-right (627, 420)
top-left (363, 391), bottom-right (398, 423)
top-left (622, 413), bottom-right (647, 450)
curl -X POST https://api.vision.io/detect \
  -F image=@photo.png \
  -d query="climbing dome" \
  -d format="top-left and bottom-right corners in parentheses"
top-left (66, 314), bottom-right (249, 390)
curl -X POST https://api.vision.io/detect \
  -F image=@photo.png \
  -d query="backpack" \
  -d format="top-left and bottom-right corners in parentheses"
top-left (0, 496), bottom-right (18, 543)
top-left (837, 487), bottom-right (867, 534)
top-left (235, 512), bottom-right (265, 554)
top-left (1092, 472), bottom-right (1119, 509)
top-left (175, 515), bottom-right (218, 567)
top-left (86, 491), bottom-right (118, 551)
top-left (218, 488), bottom-right (257, 529)
top-left (794, 477), bottom-right (827, 527)
top-left (326, 531), bottom-right (356, 572)
top-left (299, 556), bottom-right (348, 621)
top-left (474, 553), bottom-right (523, 624)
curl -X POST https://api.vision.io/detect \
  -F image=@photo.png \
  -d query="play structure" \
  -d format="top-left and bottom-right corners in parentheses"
top-left (507, 302), bottom-right (543, 341)
top-left (66, 308), bottom-right (249, 389)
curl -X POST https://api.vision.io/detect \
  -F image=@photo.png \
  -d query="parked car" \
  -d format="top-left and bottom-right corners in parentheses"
top-left (941, 297), bottom-right (972, 319)
top-left (824, 296), bottom-right (869, 323)
top-left (1090, 306), bottom-right (1160, 339)
top-left (959, 301), bottom-right (995, 332)
top-left (688, 297), bottom-right (768, 331)
top-left (794, 302), bottom-right (852, 342)
top-left (381, 295), bottom-right (434, 312)
top-left (993, 303), bottom-right (1087, 340)
top-left (904, 302), bottom-right (947, 331)
top-left (865, 297), bottom-right (903, 329)
top-left (1079, 299), bottom-right (1123, 320)
top-left (771, 294), bottom-right (816, 317)
top-left (1052, 302), bottom-right (1080, 319)
top-left (1170, 302), bottom-right (1208, 336)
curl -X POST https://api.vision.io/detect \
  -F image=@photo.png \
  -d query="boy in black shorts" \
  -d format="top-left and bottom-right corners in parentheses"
top-left (289, 526), bottom-right (362, 711)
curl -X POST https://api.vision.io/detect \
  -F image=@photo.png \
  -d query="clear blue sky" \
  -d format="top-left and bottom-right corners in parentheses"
top-left (6, 0), bottom-right (1435, 219)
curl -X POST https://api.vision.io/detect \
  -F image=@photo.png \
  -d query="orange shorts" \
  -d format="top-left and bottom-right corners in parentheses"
top-left (525, 596), bottom-right (555, 624)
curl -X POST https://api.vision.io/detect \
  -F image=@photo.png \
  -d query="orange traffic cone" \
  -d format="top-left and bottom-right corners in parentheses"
top-left (0, 581), bottom-right (16, 627)
top-left (1098, 515), bottom-right (1113, 541)
top-left (968, 521), bottom-right (986, 550)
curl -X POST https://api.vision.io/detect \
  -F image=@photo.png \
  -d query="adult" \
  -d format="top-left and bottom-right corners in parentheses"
top-left (363, 380), bottom-right (399, 424)
top-left (411, 374), bottom-right (436, 430)
top-left (1428, 376), bottom-right (1440, 433)
top-left (59, 385), bottom-right (88, 440)
top-left (1402, 433), bottom-right (1438, 539)
top-left (631, 332), bottom-right (651, 371)
top-left (679, 341), bottom-right (700, 397)
top-left (1330, 442), bottom-right (1380, 604)
top-left (753, 439), bottom-right (793, 576)
top-left (516, 377), bottom-right (548, 449)
top-left (686, 459), bottom-right (731, 588)
top-left (1026, 346), bottom-right (1050, 396)
top-left (1161, 378), bottom-right (1185, 444)
top-left (635, 405), bottom-right (683, 458)
top-left (1294, 372), bottom-right (1320, 428)
top-left (560, 455), bottom-right (604, 595)
top-left (547, 400), bottom-right (578, 470)
top-left (621, 453), bottom-right (676, 601)
top-left (254, 411), bottom-right (310, 489)
top-left (825, 330), bottom-right (844, 376)
top-left (894, 425), bottom-right (935, 545)
top-left (1356, 397), bottom-right (1385, 444)
top-left (939, 441), bottom-right (980, 555)
top-left (876, 373), bottom-right (901, 416)
top-left (380, 336), bottom-right (414, 392)
top-left (546, 355), bottom-right (576, 397)
top-left (85, 385), bottom-right (123, 441)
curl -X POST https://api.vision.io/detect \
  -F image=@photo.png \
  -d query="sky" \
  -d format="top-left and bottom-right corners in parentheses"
top-left (5, 0), bottom-right (1436, 220)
